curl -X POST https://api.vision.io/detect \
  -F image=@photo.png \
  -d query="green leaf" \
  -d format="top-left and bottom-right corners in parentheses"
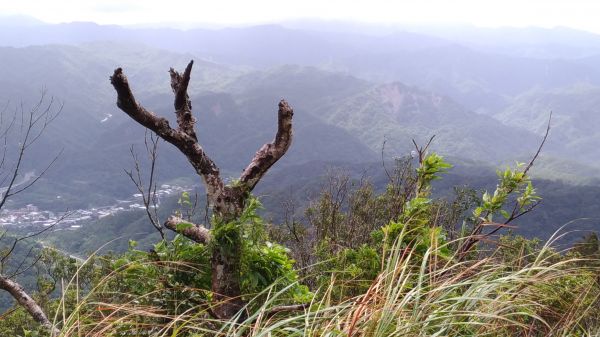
top-left (474, 207), bottom-right (483, 218)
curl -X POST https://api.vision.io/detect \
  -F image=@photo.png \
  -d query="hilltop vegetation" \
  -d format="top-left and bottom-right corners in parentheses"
top-left (3, 150), bottom-right (600, 336)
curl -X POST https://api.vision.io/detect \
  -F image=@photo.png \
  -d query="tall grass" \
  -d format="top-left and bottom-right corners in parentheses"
top-left (54, 230), bottom-right (600, 337)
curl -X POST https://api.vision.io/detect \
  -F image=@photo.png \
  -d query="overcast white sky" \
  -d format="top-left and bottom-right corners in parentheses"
top-left (3, 0), bottom-right (600, 32)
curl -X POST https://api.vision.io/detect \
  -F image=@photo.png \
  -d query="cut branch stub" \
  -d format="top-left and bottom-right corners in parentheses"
top-left (169, 60), bottom-right (197, 140)
top-left (240, 99), bottom-right (293, 191)
top-left (164, 216), bottom-right (210, 244)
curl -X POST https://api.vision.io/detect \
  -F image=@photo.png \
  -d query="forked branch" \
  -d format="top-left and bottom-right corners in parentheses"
top-left (111, 61), bottom-right (294, 198)
top-left (110, 64), bottom-right (224, 197)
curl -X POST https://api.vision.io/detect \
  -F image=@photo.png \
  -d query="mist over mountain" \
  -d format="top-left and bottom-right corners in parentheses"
top-left (0, 18), bottom-right (599, 248)
top-left (4, 18), bottom-right (600, 114)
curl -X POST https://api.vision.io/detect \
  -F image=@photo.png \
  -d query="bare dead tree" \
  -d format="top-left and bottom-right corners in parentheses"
top-left (110, 60), bottom-right (293, 319)
top-left (0, 93), bottom-right (62, 335)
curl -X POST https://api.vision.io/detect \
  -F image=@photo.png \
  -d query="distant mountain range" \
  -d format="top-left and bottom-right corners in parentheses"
top-left (0, 19), bottom-right (599, 246)
top-left (4, 18), bottom-right (600, 110)
top-left (498, 84), bottom-right (600, 166)
top-left (0, 43), bottom-right (552, 207)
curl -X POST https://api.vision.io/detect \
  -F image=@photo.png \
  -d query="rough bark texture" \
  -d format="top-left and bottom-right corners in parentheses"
top-left (164, 216), bottom-right (210, 244)
top-left (110, 60), bottom-right (294, 319)
top-left (0, 276), bottom-right (58, 335)
top-left (240, 100), bottom-right (294, 190)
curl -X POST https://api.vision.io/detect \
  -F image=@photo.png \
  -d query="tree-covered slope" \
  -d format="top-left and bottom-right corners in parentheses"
top-left (497, 84), bottom-right (600, 166)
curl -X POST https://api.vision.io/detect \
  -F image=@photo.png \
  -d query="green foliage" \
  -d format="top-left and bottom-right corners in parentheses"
top-left (473, 163), bottom-right (541, 223)
top-left (176, 191), bottom-right (195, 220)
top-left (0, 307), bottom-right (47, 337)
top-left (496, 232), bottom-right (542, 266)
top-left (311, 152), bottom-right (455, 299)
top-left (416, 153), bottom-right (452, 194)
top-left (3, 140), bottom-right (598, 337)
top-left (3, 151), bottom-right (600, 336)
top-left (0, 246), bottom-right (99, 337)
top-left (91, 195), bottom-right (309, 325)
top-left (213, 226), bottom-right (600, 337)
top-left (242, 242), bottom-right (311, 303)
top-left (92, 234), bottom-right (213, 327)
top-left (377, 155), bottom-right (451, 252)
top-left (234, 197), bottom-right (311, 302)
top-left (317, 242), bottom-right (381, 298)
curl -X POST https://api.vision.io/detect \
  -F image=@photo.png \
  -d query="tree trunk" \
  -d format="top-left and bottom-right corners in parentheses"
top-left (209, 187), bottom-right (246, 319)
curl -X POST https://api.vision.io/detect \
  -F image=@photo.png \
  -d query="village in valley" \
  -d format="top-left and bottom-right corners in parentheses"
top-left (0, 184), bottom-right (191, 230)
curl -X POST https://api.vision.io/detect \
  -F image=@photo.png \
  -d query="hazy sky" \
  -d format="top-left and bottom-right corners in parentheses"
top-left (4, 0), bottom-right (600, 32)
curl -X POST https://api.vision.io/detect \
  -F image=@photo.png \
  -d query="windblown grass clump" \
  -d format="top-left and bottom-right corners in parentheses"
top-left (53, 229), bottom-right (600, 337)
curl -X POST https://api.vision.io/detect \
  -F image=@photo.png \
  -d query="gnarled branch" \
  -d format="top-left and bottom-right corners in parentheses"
top-left (164, 216), bottom-right (210, 244)
top-left (169, 61), bottom-right (197, 139)
top-left (110, 64), bottom-right (224, 197)
top-left (240, 100), bottom-right (293, 191)
top-left (0, 276), bottom-right (58, 335)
